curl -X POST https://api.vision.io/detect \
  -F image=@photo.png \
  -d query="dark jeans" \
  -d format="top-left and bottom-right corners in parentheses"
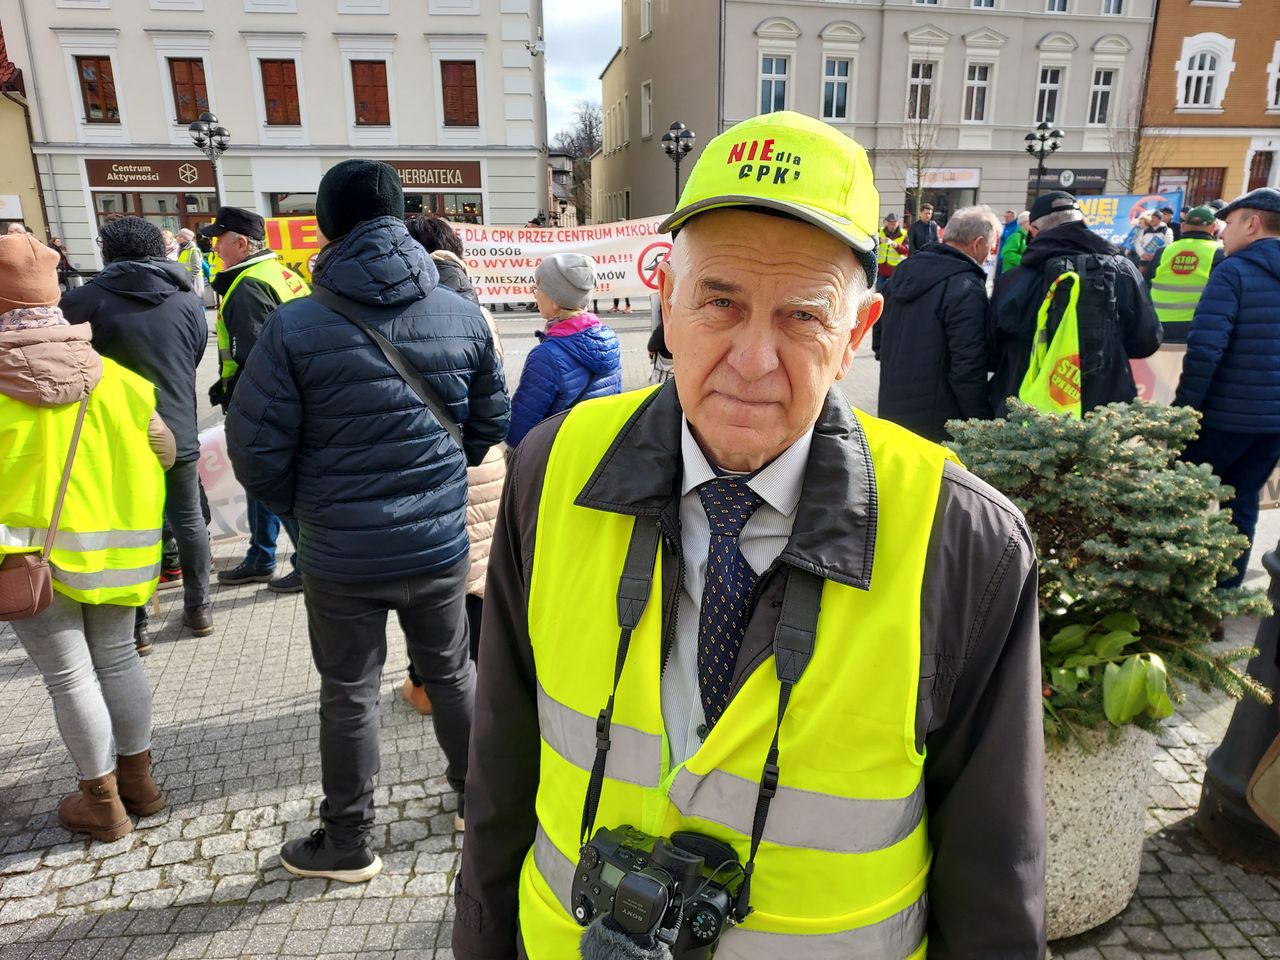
top-left (244, 497), bottom-right (300, 572)
top-left (166, 458), bottom-right (212, 612)
top-left (407, 593), bottom-right (483, 685)
top-left (1183, 426), bottom-right (1280, 588)
top-left (303, 556), bottom-right (474, 850)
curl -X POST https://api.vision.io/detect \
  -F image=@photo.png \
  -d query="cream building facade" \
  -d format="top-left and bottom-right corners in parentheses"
top-left (595, 0), bottom-right (1157, 223)
top-left (2, 0), bottom-right (547, 270)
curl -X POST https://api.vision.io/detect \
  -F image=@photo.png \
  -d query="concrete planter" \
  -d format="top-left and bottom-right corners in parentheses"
top-left (1045, 724), bottom-right (1157, 940)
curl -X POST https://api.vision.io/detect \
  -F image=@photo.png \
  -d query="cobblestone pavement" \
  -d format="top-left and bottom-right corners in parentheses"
top-left (2, 337), bottom-right (1279, 958)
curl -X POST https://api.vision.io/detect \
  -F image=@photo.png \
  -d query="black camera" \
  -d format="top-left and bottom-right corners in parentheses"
top-left (572, 825), bottom-right (743, 959)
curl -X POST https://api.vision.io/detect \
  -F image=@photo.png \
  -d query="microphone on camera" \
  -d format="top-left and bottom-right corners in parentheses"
top-left (579, 915), bottom-right (674, 960)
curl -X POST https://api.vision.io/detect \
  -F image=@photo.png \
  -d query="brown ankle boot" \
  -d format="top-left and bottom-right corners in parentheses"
top-left (58, 772), bottom-right (132, 842)
top-left (116, 750), bottom-right (165, 817)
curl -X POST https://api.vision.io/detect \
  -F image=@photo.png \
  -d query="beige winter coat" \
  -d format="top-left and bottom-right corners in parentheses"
top-left (466, 308), bottom-right (507, 597)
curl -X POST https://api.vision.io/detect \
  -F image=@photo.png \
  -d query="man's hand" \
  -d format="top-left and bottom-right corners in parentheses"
top-left (208, 380), bottom-right (226, 411)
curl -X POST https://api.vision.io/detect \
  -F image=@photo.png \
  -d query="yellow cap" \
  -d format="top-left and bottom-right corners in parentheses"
top-left (658, 111), bottom-right (879, 253)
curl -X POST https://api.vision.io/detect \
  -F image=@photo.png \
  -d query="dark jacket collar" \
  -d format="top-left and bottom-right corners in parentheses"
top-left (574, 382), bottom-right (877, 589)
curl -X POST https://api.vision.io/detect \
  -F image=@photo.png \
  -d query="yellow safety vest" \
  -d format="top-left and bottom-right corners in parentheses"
top-left (878, 228), bottom-right (907, 268)
top-left (518, 388), bottom-right (952, 959)
top-left (1150, 235), bottom-right (1221, 330)
top-left (0, 358), bottom-right (165, 606)
top-left (216, 254), bottom-right (310, 383)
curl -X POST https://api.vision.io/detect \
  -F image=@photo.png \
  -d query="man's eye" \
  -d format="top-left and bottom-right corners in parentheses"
top-left (710, 298), bottom-right (733, 309)
top-left (794, 311), bottom-right (816, 322)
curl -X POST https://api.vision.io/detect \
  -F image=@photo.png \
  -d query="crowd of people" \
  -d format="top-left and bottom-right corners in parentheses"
top-left (2, 108), bottom-right (1279, 959)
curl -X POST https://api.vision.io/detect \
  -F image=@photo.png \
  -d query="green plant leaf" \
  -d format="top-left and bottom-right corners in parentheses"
top-left (1094, 630), bottom-right (1140, 660)
top-left (1048, 623), bottom-right (1091, 654)
top-left (1063, 654), bottom-right (1102, 669)
top-left (1103, 656), bottom-right (1149, 726)
top-left (1100, 613), bottom-right (1140, 633)
top-left (1143, 653), bottom-right (1175, 720)
top-left (1049, 667), bottom-right (1079, 695)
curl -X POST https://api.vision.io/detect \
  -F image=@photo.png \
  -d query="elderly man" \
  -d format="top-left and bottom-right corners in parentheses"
top-left (989, 191), bottom-right (1161, 417)
top-left (1175, 187), bottom-right (1280, 588)
top-left (175, 228), bottom-right (204, 298)
top-left (877, 205), bottom-right (999, 441)
top-left (202, 207), bottom-right (309, 593)
top-left (453, 111), bottom-right (1044, 960)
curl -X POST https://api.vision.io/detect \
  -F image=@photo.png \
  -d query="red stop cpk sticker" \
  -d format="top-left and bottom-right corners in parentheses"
top-left (1049, 354), bottom-right (1082, 408)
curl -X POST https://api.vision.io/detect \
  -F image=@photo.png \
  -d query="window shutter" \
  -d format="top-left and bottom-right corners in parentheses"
top-left (441, 60), bottom-right (478, 127)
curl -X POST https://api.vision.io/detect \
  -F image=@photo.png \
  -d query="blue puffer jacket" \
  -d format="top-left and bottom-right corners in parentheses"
top-left (507, 313), bottom-right (621, 447)
top-left (1174, 238), bottom-right (1280, 433)
top-left (225, 216), bottom-right (510, 581)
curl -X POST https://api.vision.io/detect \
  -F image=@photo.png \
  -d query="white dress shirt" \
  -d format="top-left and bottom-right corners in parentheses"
top-left (660, 418), bottom-right (812, 766)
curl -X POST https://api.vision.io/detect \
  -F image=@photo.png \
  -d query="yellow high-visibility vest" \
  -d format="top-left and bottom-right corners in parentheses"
top-left (517, 387), bottom-right (954, 959)
top-left (878, 227), bottom-right (908, 268)
top-left (1150, 235), bottom-right (1221, 331)
top-left (0, 358), bottom-right (165, 606)
top-left (215, 254), bottom-right (310, 383)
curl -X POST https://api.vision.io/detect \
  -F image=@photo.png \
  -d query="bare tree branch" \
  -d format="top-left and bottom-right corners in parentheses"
top-left (892, 96), bottom-right (943, 216)
top-left (1107, 75), bottom-right (1175, 194)
top-left (552, 100), bottom-right (602, 224)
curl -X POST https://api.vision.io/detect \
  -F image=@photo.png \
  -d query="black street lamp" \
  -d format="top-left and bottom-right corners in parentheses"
top-left (1024, 121), bottom-right (1065, 201)
top-left (188, 111), bottom-right (230, 210)
top-left (660, 121), bottom-right (696, 206)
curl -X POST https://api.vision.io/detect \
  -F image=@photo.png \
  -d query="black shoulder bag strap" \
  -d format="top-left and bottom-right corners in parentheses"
top-left (731, 566), bottom-right (823, 922)
top-left (580, 516), bottom-right (662, 845)
top-left (310, 286), bottom-right (464, 450)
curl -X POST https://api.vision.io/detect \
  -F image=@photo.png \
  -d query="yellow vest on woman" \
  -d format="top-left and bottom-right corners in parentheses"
top-left (518, 387), bottom-right (952, 959)
top-left (0, 358), bottom-right (164, 606)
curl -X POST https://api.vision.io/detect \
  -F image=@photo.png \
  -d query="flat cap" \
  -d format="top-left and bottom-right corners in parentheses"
top-left (1216, 187), bottom-right (1280, 220)
top-left (1029, 190), bottom-right (1079, 223)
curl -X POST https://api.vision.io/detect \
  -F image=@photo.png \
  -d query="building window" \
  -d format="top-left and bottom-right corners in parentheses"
top-left (168, 58), bottom-right (209, 124)
top-left (440, 60), bottom-right (478, 127)
top-left (260, 59), bottom-right (301, 125)
top-left (823, 58), bottom-right (851, 121)
top-left (972, 0), bottom-right (995, 6)
top-left (351, 60), bottom-right (389, 125)
top-left (915, 0), bottom-right (938, 4)
top-left (1151, 167), bottom-right (1225, 206)
top-left (76, 55), bottom-right (120, 123)
top-left (641, 0), bottom-right (652, 36)
top-left (1270, 42), bottom-right (1280, 111)
top-left (907, 60), bottom-right (935, 120)
top-left (963, 63), bottom-right (991, 122)
top-left (1182, 52), bottom-right (1218, 107)
top-left (1047, 0), bottom-right (1067, 10)
top-left (641, 80), bottom-right (652, 137)
top-left (1036, 66), bottom-right (1063, 122)
top-left (1249, 151), bottom-right (1274, 191)
top-left (1102, 0), bottom-right (1122, 12)
top-left (1088, 68), bottom-right (1114, 124)
top-left (760, 56), bottom-right (788, 113)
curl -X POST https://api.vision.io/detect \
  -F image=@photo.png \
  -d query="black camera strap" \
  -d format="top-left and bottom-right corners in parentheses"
top-left (731, 566), bottom-right (822, 923)
top-left (580, 518), bottom-right (823, 926)
top-left (581, 517), bottom-right (662, 846)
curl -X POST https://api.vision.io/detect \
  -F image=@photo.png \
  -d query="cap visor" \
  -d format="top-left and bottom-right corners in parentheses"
top-left (658, 195), bottom-right (877, 253)
top-left (198, 223), bottom-right (226, 238)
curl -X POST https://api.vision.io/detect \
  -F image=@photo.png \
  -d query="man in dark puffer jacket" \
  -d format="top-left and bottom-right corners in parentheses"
top-left (1175, 187), bottom-right (1280, 588)
top-left (875, 205), bottom-right (998, 441)
top-left (226, 160), bottom-right (510, 883)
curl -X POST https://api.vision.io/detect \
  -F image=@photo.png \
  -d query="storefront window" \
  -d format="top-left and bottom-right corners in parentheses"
top-left (403, 193), bottom-right (483, 223)
top-left (94, 192), bottom-right (217, 233)
top-left (271, 193), bottom-right (318, 216)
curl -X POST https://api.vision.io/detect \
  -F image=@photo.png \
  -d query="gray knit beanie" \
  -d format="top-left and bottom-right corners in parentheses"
top-left (534, 253), bottom-right (596, 310)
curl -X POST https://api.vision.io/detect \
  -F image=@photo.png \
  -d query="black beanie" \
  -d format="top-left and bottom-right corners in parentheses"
top-left (316, 159), bottom-right (406, 242)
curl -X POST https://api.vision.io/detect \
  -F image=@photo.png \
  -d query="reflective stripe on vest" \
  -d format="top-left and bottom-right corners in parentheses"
top-left (215, 254), bottom-right (310, 382)
top-left (878, 228), bottom-right (906, 267)
top-left (0, 358), bottom-right (165, 606)
top-left (0, 525), bottom-right (162, 552)
top-left (517, 387), bottom-right (950, 959)
top-left (1151, 236), bottom-right (1219, 326)
top-left (532, 825), bottom-right (929, 960)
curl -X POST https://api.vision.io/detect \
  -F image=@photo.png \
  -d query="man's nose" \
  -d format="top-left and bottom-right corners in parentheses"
top-left (727, 314), bottom-right (782, 382)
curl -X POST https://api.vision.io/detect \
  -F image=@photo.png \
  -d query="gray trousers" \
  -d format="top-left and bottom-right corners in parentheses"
top-left (11, 591), bottom-right (153, 779)
top-left (303, 556), bottom-right (474, 850)
top-left (166, 457), bottom-right (212, 611)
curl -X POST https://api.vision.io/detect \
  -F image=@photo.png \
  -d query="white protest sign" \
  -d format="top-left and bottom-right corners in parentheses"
top-left (197, 423), bottom-right (249, 541)
top-left (451, 216), bottom-right (668, 304)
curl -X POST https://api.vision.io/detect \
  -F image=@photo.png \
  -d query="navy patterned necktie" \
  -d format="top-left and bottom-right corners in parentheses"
top-left (696, 476), bottom-right (765, 729)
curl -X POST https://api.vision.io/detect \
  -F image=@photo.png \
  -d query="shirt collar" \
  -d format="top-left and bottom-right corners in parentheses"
top-left (679, 416), bottom-right (811, 518)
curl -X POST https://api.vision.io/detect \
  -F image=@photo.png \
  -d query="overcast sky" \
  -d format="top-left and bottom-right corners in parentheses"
top-left (542, 0), bottom-right (620, 138)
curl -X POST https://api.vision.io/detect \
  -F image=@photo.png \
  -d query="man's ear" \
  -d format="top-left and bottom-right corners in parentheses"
top-left (837, 293), bottom-right (883, 380)
top-left (657, 261), bottom-right (676, 353)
